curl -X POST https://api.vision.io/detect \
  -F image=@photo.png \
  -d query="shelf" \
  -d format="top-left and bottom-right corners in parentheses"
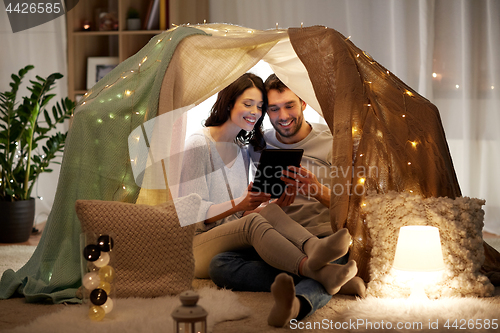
top-left (66, 0), bottom-right (208, 100)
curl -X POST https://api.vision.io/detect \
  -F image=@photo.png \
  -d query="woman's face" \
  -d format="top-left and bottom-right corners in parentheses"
top-left (229, 87), bottom-right (264, 132)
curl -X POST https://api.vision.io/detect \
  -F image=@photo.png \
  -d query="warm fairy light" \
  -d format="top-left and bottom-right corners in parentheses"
top-left (491, 86), bottom-right (495, 90)
top-left (109, 114), bottom-right (115, 119)
top-left (357, 54), bottom-right (360, 57)
top-left (366, 103), bottom-right (371, 107)
top-left (156, 38), bottom-right (163, 44)
top-left (97, 119), bottom-right (103, 124)
top-left (142, 56), bottom-right (148, 63)
top-left (455, 84), bottom-right (460, 89)
top-left (405, 90), bottom-right (413, 97)
top-left (387, 70), bottom-right (390, 74)
top-left (125, 90), bottom-right (132, 96)
top-left (410, 141), bottom-right (418, 148)
top-left (358, 178), bottom-right (366, 184)
top-left (432, 73), bottom-right (437, 78)
top-left (352, 127), bottom-right (359, 135)
top-left (360, 154), bottom-right (364, 157)
top-left (408, 162), bottom-right (412, 165)
top-left (122, 186), bottom-right (126, 190)
top-left (402, 114), bottom-right (406, 118)
top-left (345, 36), bottom-right (351, 40)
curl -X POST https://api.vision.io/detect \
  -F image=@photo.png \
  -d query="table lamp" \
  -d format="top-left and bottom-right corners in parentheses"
top-left (392, 225), bottom-right (445, 300)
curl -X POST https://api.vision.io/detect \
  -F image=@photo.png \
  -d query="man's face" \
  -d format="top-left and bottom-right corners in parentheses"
top-left (267, 88), bottom-right (307, 143)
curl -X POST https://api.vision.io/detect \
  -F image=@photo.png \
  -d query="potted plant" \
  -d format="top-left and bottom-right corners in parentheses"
top-left (127, 7), bottom-right (141, 31)
top-left (0, 65), bottom-right (75, 243)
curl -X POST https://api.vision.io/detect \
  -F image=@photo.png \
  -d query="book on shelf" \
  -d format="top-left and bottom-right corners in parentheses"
top-left (159, 0), bottom-right (168, 30)
top-left (142, 0), bottom-right (155, 30)
top-left (146, 0), bottom-right (159, 30)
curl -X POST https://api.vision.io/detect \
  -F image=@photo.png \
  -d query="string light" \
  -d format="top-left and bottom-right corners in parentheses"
top-left (405, 90), bottom-right (413, 97)
top-left (410, 141), bottom-right (418, 148)
top-left (455, 84), bottom-right (460, 89)
top-left (432, 73), bottom-right (437, 78)
top-left (358, 178), bottom-right (366, 184)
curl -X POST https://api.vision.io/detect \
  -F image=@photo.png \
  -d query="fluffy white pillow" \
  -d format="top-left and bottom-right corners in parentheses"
top-left (363, 191), bottom-right (494, 298)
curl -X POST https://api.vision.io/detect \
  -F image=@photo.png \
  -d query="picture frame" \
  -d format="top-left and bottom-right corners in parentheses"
top-left (87, 57), bottom-right (119, 90)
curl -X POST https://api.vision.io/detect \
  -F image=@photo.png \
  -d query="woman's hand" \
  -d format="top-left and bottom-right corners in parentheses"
top-left (235, 183), bottom-right (272, 212)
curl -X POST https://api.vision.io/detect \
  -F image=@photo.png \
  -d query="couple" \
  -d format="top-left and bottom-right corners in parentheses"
top-left (178, 73), bottom-right (365, 327)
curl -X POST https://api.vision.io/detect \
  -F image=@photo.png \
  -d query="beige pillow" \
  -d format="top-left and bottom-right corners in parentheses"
top-left (76, 199), bottom-right (196, 298)
top-left (363, 191), bottom-right (494, 298)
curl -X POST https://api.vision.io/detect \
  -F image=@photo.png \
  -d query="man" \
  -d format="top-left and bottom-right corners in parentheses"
top-left (208, 74), bottom-right (365, 327)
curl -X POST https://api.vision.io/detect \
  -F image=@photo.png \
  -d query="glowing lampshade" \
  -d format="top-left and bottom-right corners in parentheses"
top-left (393, 225), bottom-right (445, 272)
top-left (393, 226), bottom-right (445, 300)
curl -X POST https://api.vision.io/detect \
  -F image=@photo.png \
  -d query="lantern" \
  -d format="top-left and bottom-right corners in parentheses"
top-left (171, 291), bottom-right (207, 333)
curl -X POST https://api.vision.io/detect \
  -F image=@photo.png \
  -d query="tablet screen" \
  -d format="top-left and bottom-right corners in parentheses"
top-left (251, 148), bottom-right (304, 198)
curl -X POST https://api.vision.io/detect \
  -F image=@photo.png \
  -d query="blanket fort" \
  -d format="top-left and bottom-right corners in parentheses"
top-left (1, 23), bottom-right (499, 303)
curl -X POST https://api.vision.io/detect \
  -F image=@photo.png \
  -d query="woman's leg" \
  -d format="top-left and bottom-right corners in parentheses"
top-left (193, 213), bottom-right (305, 278)
top-left (259, 204), bottom-right (352, 270)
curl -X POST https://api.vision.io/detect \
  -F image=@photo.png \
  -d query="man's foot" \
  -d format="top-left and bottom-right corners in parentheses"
top-left (339, 276), bottom-right (366, 298)
top-left (268, 273), bottom-right (301, 327)
top-left (304, 228), bottom-right (352, 271)
top-left (302, 260), bottom-right (357, 295)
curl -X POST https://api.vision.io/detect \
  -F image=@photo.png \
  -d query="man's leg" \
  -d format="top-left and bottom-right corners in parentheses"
top-left (209, 248), bottom-right (301, 292)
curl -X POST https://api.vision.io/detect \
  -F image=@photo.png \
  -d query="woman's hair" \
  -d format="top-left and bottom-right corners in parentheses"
top-left (204, 73), bottom-right (267, 151)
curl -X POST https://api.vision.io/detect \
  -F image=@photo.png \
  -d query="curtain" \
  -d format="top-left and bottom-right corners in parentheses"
top-left (209, 0), bottom-right (500, 235)
top-left (0, 10), bottom-right (68, 225)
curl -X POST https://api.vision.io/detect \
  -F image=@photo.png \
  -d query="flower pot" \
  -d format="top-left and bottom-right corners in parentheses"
top-left (0, 198), bottom-right (35, 243)
top-left (127, 18), bottom-right (141, 30)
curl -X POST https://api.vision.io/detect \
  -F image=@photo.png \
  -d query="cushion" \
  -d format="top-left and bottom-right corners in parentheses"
top-left (76, 199), bottom-right (196, 298)
top-left (363, 191), bottom-right (494, 298)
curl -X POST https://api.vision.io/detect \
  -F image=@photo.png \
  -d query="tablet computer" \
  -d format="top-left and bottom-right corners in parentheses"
top-left (251, 148), bottom-right (304, 198)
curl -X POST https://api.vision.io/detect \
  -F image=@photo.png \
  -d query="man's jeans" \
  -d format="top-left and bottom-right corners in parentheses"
top-left (209, 248), bottom-right (349, 320)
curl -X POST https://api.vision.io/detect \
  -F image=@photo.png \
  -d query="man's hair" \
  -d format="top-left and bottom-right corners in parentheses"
top-left (265, 74), bottom-right (303, 103)
top-left (264, 74), bottom-right (288, 93)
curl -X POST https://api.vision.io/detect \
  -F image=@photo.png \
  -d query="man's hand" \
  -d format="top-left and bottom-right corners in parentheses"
top-left (280, 165), bottom-right (331, 207)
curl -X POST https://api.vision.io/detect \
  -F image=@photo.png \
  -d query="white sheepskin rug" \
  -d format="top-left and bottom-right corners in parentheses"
top-left (3, 287), bottom-right (250, 333)
top-left (336, 296), bottom-right (500, 333)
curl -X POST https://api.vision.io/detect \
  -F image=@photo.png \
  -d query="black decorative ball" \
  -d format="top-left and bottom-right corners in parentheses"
top-left (83, 244), bottom-right (101, 262)
top-left (97, 235), bottom-right (114, 252)
top-left (90, 288), bottom-right (108, 306)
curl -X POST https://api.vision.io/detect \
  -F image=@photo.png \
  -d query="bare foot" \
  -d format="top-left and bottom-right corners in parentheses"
top-left (339, 276), bottom-right (366, 298)
top-left (302, 260), bottom-right (357, 295)
top-left (304, 228), bottom-right (352, 271)
top-left (268, 273), bottom-right (301, 327)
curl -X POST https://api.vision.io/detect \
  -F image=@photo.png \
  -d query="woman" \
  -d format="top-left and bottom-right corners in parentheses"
top-left (179, 73), bottom-right (356, 296)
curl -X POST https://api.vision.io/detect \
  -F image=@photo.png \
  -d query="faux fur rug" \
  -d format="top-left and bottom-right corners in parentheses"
top-left (337, 296), bottom-right (500, 333)
top-left (3, 287), bottom-right (250, 333)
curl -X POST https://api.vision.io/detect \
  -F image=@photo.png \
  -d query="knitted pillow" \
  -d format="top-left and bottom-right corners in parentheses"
top-left (363, 191), bottom-right (494, 298)
top-left (76, 199), bottom-right (196, 298)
